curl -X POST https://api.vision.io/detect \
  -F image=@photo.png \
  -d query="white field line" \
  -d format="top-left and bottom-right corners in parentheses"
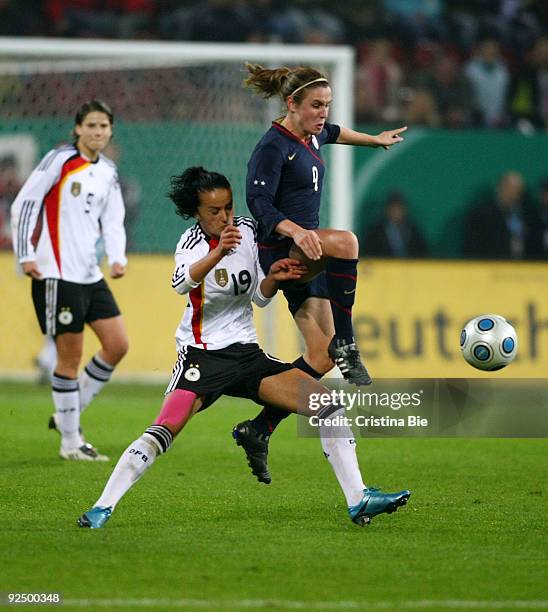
top-left (62, 599), bottom-right (548, 609)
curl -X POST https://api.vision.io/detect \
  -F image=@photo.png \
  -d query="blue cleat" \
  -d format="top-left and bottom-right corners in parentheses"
top-left (77, 506), bottom-right (112, 529)
top-left (349, 487), bottom-right (411, 526)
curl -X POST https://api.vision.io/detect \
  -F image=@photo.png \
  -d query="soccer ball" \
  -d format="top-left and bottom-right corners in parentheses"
top-left (460, 315), bottom-right (518, 371)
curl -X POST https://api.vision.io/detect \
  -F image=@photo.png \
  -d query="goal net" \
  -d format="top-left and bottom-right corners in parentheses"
top-left (0, 38), bottom-right (354, 254)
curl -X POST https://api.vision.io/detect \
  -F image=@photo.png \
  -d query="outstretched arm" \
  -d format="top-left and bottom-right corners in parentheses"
top-left (337, 126), bottom-right (407, 150)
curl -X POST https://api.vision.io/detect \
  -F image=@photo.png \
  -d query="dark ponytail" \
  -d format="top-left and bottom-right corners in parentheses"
top-left (243, 63), bottom-right (329, 104)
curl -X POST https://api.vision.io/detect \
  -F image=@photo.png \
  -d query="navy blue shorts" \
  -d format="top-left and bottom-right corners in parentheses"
top-left (258, 239), bottom-right (329, 317)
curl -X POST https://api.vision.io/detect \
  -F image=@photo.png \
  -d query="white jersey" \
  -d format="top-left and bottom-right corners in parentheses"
top-left (10, 144), bottom-right (127, 284)
top-left (172, 217), bottom-right (272, 351)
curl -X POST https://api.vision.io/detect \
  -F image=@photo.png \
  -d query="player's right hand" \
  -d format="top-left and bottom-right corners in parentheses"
top-left (22, 261), bottom-right (42, 279)
top-left (269, 258), bottom-right (308, 282)
top-left (293, 228), bottom-right (323, 261)
top-left (217, 225), bottom-right (242, 255)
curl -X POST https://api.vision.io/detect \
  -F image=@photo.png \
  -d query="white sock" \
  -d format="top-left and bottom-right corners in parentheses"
top-left (318, 406), bottom-right (365, 507)
top-left (79, 354), bottom-right (114, 413)
top-left (95, 426), bottom-right (173, 509)
top-left (52, 374), bottom-right (84, 450)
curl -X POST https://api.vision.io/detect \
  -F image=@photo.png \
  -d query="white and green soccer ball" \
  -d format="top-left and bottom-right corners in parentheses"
top-left (460, 315), bottom-right (518, 371)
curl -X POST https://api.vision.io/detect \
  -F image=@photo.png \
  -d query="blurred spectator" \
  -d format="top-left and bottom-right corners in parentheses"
top-left (508, 35), bottom-right (548, 130)
top-left (480, 0), bottom-right (542, 57)
top-left (45, 0), bottom-right (154, 39)
top-left (355, 38), bottom-right (402, 123)
top-left (0, 0), bottom-right (546, 133)
top-left (274, 3), bottom-right (345, 44)
top-left (382, 0), bottom-right (447, 48)
top-left (533, 179), bottom-right (548, 260)
top-left (0, 0), bottom-right (45, 35)
top-left (185, 0), bottom-right (256, 43)
top-left (424, 55), bottom-right (473, 128)
top-left (463, 171), bottom-right (542, 259)
top-left (0, 155), bottom-right (23, 250)
top-left (464, 38), bottom-right (510, 127)
top-left (361, 191), bottom-right (428, 258)
top-left (403, 87), bottom-right (441, 127)
top-left (338, 2), bottom-right (386, 47)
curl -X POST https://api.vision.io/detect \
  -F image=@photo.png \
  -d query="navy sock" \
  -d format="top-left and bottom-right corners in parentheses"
top-left (250, 356), bottom-right (323, 436)
top-left (325, 257), bottom-right (358, 344)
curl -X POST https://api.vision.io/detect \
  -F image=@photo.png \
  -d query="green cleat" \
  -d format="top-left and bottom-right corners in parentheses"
top-left (349, 487), bottom-right (411, 526)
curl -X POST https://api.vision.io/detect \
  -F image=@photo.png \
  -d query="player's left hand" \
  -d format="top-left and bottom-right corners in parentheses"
top-left (376, 126), bottom-right (407, 150)
top-left (269, 258), bottom-right (308, 281)
top-left (110, 262), bottom-right (126, 278)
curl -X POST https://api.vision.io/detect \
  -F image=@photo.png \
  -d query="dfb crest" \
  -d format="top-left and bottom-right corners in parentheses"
top-left (215, 269), bottom-right (229, 287)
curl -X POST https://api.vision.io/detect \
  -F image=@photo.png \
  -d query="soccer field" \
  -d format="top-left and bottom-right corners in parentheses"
top-left (1, 382), bottom-right (546, 611)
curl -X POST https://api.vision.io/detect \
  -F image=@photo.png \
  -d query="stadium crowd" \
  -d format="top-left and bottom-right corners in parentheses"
top-left (1, 0), bottom-right (546, 130)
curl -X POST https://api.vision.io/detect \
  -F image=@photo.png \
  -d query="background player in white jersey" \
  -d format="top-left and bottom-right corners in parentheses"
top-left (10, 99), bottom-right (129, 461)
top-left (78, 167), bottom-right (410, 529)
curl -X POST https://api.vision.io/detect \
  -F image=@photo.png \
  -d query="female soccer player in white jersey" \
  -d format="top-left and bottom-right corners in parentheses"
top-left (77, 167), bottom-right (410, 529)
top-left (10, 99), bottom-right (128, 462)
top-left (233, 64), bottom-right (407, 484)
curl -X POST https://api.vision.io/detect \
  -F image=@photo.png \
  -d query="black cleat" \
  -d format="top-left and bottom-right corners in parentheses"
top-left (232, 420), bottom-right (271, 484)
top-left (328, 336), bottom-right (372, 386)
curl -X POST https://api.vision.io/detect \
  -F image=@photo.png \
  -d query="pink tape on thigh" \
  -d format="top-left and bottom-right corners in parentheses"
top-left (154, 389), bottom-right (197, 428)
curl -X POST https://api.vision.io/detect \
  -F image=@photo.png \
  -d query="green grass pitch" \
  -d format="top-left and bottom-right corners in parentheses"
top-left (1, 382), bottom-right (546, 611)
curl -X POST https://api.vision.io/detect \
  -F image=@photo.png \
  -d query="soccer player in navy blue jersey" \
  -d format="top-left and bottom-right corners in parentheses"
top-left (233, 64), bottom-right (407, 484)
top-left (77, 166), bottom-right (411, 529)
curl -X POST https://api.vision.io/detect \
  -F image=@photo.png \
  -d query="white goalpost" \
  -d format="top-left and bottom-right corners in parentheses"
top-left (0, 37), bottom-right (355, 231)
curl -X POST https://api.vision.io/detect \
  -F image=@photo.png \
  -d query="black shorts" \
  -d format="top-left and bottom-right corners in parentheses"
top-left (31, 277), bottom-right (121, 336)
top-left (258, 239), bottom-right (329, 317)
top-left (165, 343), bottom-right (294, 410)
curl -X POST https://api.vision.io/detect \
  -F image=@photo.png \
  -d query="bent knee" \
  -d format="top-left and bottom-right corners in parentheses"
top-left (324, 230), bottom-right (359, 259)
top-left (115, 339), bottom-right (129, 362)
top-left (119, 338), bottom-right (129, 358)
top-left (339, 231), bottom-right (359, 257)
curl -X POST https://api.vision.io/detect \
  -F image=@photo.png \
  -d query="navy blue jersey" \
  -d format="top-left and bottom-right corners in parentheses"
top-left (246, 121), bottom-right (340, 244)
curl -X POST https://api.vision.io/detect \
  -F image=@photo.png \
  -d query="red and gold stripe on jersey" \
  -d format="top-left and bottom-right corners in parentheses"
top-left (188, 237), bottom-right (220, 349)
top-left (44, 155), bottom-right (90, 274)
